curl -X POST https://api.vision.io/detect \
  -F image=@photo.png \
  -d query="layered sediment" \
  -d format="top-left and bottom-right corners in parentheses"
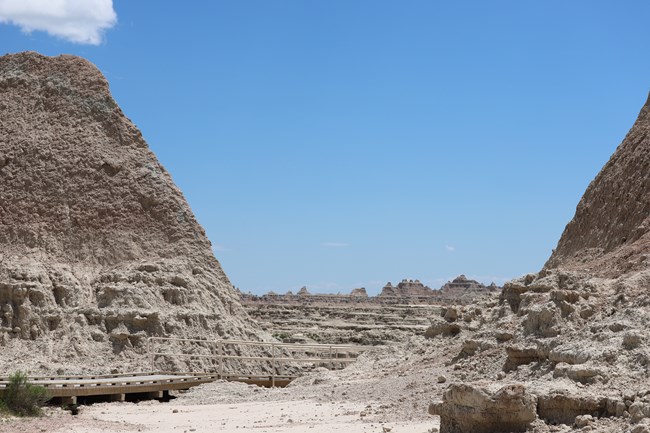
top-left (0, 52), bottom-right (265, 374)
top-left (240, 276), bottom-right (498, 344)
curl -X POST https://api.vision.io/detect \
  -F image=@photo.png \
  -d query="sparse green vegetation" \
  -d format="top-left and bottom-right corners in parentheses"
top-left (0, 371), bottom-right (50, 416)
top-left (273, 333), bottom-right (290, 341)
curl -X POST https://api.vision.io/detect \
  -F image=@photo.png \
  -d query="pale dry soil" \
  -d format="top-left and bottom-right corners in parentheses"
top-left (0, 342), bottom-right (446, 433)
top-left (0, 399), bottom-right (438, 433)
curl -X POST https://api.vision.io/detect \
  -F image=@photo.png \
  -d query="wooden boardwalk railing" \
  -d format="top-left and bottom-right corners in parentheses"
top-left (0, 372), bottom-right (219, 405)
top-left (0, 339), bottom-right (370, 404)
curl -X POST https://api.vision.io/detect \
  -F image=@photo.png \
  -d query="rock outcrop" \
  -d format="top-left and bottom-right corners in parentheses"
top-left (545, 93), bottom-right (650, 278)
top-left (438, 275), bottom-right (498, 301)
top-left (240, 278), bottom-right (500, 344)
top-left (440, 275), bottom-right (493, 292)
top-left (379, 279), bottom-right (435, 297)
top-left (0, 52), bottom-right (265, 374)
top-left (429, 383), bottom-right (537, 433)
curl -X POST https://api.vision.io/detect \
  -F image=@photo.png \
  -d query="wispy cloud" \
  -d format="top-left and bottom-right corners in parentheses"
top-left (445, 244), bottom-right (456, 252)
top-left (213, 244), bottom-right (230, 252)
top-left (0, 0), bottom-right (117, 45)
top-left (321, 242), bottom-right (349, 248)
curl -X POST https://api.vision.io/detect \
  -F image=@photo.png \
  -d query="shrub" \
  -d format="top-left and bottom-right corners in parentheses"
top-left (1, 371), bottom-right (50, 416)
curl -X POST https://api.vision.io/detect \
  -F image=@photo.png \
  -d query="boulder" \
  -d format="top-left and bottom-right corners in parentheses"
top-left (429, 383), bottom-right (537, 433)
top-left (425, 318), bottom-right (461, 338)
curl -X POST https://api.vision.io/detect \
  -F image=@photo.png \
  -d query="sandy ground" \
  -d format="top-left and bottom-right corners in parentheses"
top-left (0, 340), bottom-right (450, 433)
top-left (0, 399), bottom-right (438, 433)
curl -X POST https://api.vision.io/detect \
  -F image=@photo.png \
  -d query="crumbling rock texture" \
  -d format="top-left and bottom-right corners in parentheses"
top-left (0, 52), bottom-right (265, 374)
top-left (421, 94), bottom-right (650, 432)
top-left (293, 93), bottom-right (650, 433)
top-left (429, 383), bottom-right (537, 433)
top-left (380, 276), bottom-right (497, 300)
top-left (380, 279), bottom-right (436, 297)
top-left (416, 267), bottom-right (650, 433)
top-left (240, 279), bottom-right (497, 345)
top-left (545, 93), bottom-right (650, 278)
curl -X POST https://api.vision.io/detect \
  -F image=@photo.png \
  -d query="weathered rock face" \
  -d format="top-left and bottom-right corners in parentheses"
top-left (239, 276), bottom-right (500, 345)
top-left (418, 93), bottom-right (650, 433)
top-left (380, 279), bottom-right (434, 297)
top-left (438, 275), bottom-right (498, 302)
top-left (429, 383), bottom-right (537, 433)
top-left (545, 93), bottom-right (650, 278)
top-left (0, 52), bottom-right (264, 374)
top-left (349, 287), bottom-right (368, 297)
top-left (244, 298), bottom-right (444, 345)
top-left (378, 276), bottom-right (497, 300)
top-left (440, 275), bottom-right (492, 293)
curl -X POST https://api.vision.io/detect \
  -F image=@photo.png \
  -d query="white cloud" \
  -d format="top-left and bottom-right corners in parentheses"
top-left (445, 244), bottom-right (456, 252)
top-left (0, 0), bottom-right (117, 45)
top-left (213, 244), bottom-right (230, 252)
top-left (321, 242), bottom-right (349, 248)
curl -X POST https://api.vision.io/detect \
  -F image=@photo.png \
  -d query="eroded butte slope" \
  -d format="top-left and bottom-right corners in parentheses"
top-left (544, 93), bottom-right (650, 278)
top-left (0, 52), bottom-right (264, 374)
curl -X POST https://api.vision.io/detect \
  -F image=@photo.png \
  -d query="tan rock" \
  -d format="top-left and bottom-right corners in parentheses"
top-left (544, 92), bottom-right (650, 278)
top-left (0, 51), bottom-right (266, 373)
top-left (428, 383), bottom-right (537, 433)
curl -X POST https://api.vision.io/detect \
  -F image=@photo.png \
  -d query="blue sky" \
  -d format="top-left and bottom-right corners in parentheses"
top-left (1, 1), bottom-right (648, 294)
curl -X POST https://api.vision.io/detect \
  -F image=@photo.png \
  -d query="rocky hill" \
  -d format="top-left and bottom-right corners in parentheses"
top-left (379, 279), bottom-right (436, 297)
top-left (0, 52), bottom-right (265, 374)
top-left (544, 93), bottom-right (650, 278)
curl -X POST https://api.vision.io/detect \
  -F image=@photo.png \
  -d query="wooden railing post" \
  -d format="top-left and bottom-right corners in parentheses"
top-left (334, 346), bottom-right (338, 369)
top-left (329, 345), bottom-right (333, 370)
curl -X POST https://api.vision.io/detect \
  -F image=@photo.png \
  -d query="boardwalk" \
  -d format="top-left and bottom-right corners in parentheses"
top-left (0, 372), bottom-right (292, 405)
top-left (0, 338), bottom-right (369, 405)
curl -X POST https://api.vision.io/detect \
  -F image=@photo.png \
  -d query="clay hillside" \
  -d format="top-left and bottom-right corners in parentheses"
top-left (545, 93), bottom-right (650, 277)
top-left (0, 52), bottom-right (266, 374)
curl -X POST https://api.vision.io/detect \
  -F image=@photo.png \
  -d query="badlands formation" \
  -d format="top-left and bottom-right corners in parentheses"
top-left (424, 93), bottom-right (650, 432)
top-left (212, 93), bottom-right (650, 433)
top-left (0, 52), bottom-right (267, 375)
top-left (241, 276), bottom-right (498, 345)
top-left (233, 91), bottom-right (650, 433)
top-left (1, 51), bottom-right (650, 433)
